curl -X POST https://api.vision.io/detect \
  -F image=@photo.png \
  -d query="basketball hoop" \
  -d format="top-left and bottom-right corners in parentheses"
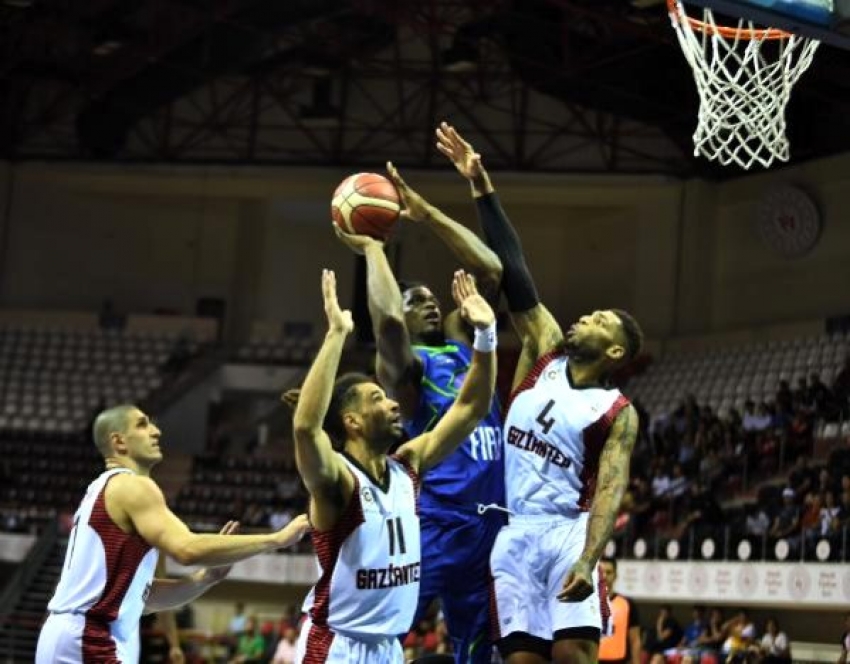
top-left (667, 0), bottom-right (823, 170)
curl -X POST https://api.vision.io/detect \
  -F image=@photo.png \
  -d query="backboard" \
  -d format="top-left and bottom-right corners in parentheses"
top-left (689, 0), bottom-right (850, 48)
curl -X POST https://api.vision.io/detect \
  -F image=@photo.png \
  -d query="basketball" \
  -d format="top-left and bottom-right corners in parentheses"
top-left (331, 172), bottom-right (400, 240)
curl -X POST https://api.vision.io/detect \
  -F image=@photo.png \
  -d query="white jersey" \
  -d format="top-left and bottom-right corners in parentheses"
top-left (302, 453), bottom-right (421, 640)
top-left (42, 468), bottom-right (159, 662)
top-left (504, 352), bottom-right (629, 516)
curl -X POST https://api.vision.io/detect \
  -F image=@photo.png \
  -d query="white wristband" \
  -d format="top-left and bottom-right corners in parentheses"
top-left (473, 323), bottom-right (497, 353)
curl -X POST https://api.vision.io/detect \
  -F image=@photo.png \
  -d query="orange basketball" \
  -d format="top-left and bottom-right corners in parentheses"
top-left (331, 173), bottom-right (400, 240)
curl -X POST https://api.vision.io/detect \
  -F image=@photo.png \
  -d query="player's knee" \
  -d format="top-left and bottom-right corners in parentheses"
top-left (552, 627), bottom-right (600, 664)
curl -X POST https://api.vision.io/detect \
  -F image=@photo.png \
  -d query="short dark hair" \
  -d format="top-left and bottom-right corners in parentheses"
top-left (398, 279), bottom-right (427, 296)
top-left (600, 556), bottom-right (617, 571)
top-left (323, 372), bottom-right (372, 448)
top-left (611, 308), bottom-right (644, 363)
top-left (92, 404), bottom-right (138, 457)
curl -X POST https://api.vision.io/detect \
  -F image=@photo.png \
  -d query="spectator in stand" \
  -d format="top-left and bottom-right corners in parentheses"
top-left (821, 491), bottom-right (841, 539)
top-left (404, 617), bottom-right (446, 660)
top-left (834, 491), bottom-right (850, 537)
top-left (229, 617), bottom-right (265, 664)
top-left (838, 612), bottom-right (850, 664)
top-left (628, 477), bottom-right (654, 537)
top-left (672, 606), bottom-right (707, 664)
top-left (699, 447), bottom-right (725, 492)
top-left (695, 608), bottom-right (727, 661)
top-left (745, 504), bottom-right (771, 538)
top-left (271, 628), bottom-right (298, 664)
top-left (800, 492), bottom-right (823, 535)
top-left (228, 602), bottom-right (248, 654)
top-left (793, 377), bottom-right (809, 407)
top-left (818, 468), bottom-right (838, 495)
top-left (676, 481), bottom-right (723, 540)
top-left (668, 463), bottom-right (691, 507)
top-left (647, 605), bottom-right (683, 664)
top-left (651, 464), bottom-right (672, 501)
top-left (788, 456), bottom-right (816, 497)
top-left (769, 488), bottom-right (801, 548)
top-left (755, 617), bottom-right (790, 664)
top-left (809, 372), bottom-right (833, 416)
top-left (776, 381), bottom-right (794, 416)
top-left (721, 609), bottom-right (756, 664)
top-left (834, 359), bottom-right (850, 417)
top-left (742, 402), bottom-right (771, 434)
top-left (599, 557), bottom-right (642, 664)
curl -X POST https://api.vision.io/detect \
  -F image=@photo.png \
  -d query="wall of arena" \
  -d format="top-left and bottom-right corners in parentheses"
top-left (0, 152), bottom-right (848, 342)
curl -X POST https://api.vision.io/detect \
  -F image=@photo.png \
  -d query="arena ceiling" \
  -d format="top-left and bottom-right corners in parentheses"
top-left (2, 0), bottom-right (850, 178)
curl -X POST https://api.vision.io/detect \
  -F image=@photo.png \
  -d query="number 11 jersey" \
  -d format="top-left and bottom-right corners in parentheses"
top-left (504, 352), bottom-right (629, 517)
top-left (303, 452), bottom-right (421, 639)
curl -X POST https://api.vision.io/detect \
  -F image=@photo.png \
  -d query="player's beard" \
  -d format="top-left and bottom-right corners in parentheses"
top-left (564, 337), bottom-right (604, 364)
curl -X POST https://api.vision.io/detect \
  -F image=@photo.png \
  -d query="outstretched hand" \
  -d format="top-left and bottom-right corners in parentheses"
top-left (451, 270), bottom-right (495, 330)
top-left (321, 269), bottom-right (354, 335)
top-left (436, 121), bottom-right (483, 181)
top-left (332, 224), bottom-right (383, 255)
top-left (386, 162), bottom-right (432, 223)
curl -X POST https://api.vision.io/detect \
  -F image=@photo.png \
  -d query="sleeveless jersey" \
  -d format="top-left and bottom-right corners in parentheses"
top-left (504, 352), bottom-right (629, 516)
top-left (404, 340), bottom-right (504, 514)
top-left (303, 453), bottom-right (421, 639)
top-left (47, 468), bottom-right (159, 658)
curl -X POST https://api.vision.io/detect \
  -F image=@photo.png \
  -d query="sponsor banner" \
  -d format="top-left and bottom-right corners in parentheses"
top-left (617, 561), bottom-right (850, 607)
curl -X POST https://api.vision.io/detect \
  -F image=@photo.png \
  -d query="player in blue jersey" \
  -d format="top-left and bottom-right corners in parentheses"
top-left (335, 162), bottom-right (504, 664)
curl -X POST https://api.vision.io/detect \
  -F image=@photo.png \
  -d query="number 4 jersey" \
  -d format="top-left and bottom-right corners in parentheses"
top-left (504, 352), bottom-right (630, 517)
top-left (303, 452), bottom-right (421, 639)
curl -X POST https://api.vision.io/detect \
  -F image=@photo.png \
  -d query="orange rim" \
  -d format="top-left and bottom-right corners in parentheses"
top-left (667, 0), bottom-right (792, 39)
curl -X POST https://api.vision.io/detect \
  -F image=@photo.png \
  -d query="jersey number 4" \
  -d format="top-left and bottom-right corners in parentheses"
top-left (386, 517), bottom-right (407, 556)
top-left (536, 399), bottom-right (557, 434)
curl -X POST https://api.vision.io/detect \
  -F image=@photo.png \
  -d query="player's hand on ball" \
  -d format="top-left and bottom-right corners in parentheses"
top-left (386, 162), bottom-right (431, 223)
top-left (452, 270), bottom-right (494, 330)
top-left (557, 559), bottom-right (594, 602)
top-left (321, 269), bottom-right (354, 335)
top-left (332, 224), bottom-right (383, 255)
top-left (436, 122), bottom-right (483, 181)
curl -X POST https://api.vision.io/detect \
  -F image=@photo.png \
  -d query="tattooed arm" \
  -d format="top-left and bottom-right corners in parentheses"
top-left (557, 405), bottom-right (638, 602)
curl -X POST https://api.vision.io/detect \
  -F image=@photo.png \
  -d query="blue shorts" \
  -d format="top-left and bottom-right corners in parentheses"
top-left (413, 510), bottom-right (503, 664)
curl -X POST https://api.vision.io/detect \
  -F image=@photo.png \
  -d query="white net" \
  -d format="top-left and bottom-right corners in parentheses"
top-left (668, 0), bottom-right (822, 170)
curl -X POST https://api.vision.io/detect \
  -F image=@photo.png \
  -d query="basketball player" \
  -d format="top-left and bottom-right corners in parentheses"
top-left (36, 404), bottom-right (309, 664)
top-left (292, 268), bottom-right (497, 664)
top-left (436, 121), bottom-right (642, 664)
top-left (333, 161), bottom-right (504, 664)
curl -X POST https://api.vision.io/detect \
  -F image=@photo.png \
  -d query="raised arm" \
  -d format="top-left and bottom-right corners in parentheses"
top-left (291, 269), bottom-right (356, 529)
top-left (395, 270), bottom-right (497, 474)
top-left (436, 122), bottom-right (563, 372)
top-left (110, 475), bottom-right (309, 567)
top-left (386, 162), bottom-right (502, 305)
top-left (558, 404), bottom-right (638, 602)
top-left (333, 229), bottom-right (422, 418)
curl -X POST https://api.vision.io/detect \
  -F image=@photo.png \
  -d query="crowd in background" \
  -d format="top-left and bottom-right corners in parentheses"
top-left (618, 362), bottom-right (850, 551)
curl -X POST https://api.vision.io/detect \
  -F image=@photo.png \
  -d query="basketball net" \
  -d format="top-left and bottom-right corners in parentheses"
top-left (667, 0), bottom-right (822, 170)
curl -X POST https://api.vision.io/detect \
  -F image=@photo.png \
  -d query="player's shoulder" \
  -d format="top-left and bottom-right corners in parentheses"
top-left (107, 473), bottom-right (163, 506)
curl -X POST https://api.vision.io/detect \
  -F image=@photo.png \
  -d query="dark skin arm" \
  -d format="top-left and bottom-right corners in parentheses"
top-left (435, 121), bottom-right (561, 381)
top-left (386, 161), bottom-right (502, 320)
top-left (333, 228), bottom-right (422, 419)
top-left (558, 405), bottom-right (639, 602)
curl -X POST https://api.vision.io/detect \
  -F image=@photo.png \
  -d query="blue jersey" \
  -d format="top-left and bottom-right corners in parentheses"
top-left (404, 339), bottom-right (504, 516)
